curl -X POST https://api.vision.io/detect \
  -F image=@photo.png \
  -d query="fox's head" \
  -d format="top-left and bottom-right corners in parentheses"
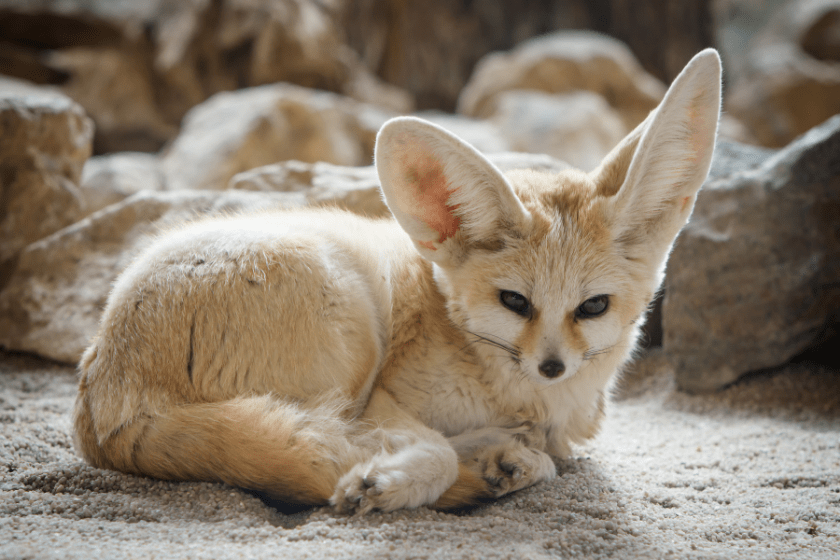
top-left (376, 50), bottom-right (721, 388)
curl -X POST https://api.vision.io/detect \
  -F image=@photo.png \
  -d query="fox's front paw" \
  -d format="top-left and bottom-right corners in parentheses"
top-left (331, 462), bottom-right (407, 514)
top-left (476, 443), bottom-right (556, 497)
top-left (331, 452), bottom-right (447, 514)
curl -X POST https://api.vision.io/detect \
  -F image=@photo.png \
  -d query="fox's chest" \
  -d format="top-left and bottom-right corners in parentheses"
top-left (381, 346), bottom-right (553, 439)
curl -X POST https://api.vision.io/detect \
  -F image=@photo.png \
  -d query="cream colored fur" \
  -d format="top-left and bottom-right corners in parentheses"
top-left (73, 50), bottom-right (722, 513)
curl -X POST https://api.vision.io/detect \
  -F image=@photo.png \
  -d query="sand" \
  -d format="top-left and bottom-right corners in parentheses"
top-left (1, 350), bottom-right (838, 559)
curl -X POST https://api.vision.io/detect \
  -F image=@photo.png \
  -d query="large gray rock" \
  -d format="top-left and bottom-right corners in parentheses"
top-left (0, 190), bottom-right (307, 364)
top-left (0, 83), bottom-right (93, 284)
top-left (663, 115), bottom-right (840, 392)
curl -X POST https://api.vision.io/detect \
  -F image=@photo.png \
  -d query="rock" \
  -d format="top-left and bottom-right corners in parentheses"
top-left (0, 0), bottom-right (179, 153)
top-left (229, 152), bottom-right (570, 218)
top-left (230, 161), bottom-right (389, 218)
top-left (720, 0), bottom-right (840, 147)
top-left (0, 0), bottom-right (414, 155)
top-left (341, 0), bottom-right (572, 111)
top-left (0, 190), bottom-right (308, 364)
top-left (457, 31), bottom-right (666, 131)
top-left (342, 0), bottom-right (713, 111)
top-left (79, 152), bottom-right (166, 215)
top-left (487, 152), bottom-right (572, 174)
top-left (663, 115), bottom-right (840, 392)
top-left (717, 114), bottom-right (760, 145)
top-left (413, 112), bottom-right (511, 154)
top-left (161, 84), bottom-right (388, 192)
top-left (340, 50), bottom-right (416, 113)
top-left (489, 90), bottom-right (627, 172)
top-left (0, 83), bottom-right (93, 285)
top-left (47, 48), bottom-right (178, 153)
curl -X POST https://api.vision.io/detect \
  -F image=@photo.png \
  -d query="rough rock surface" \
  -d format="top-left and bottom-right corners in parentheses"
top-left (457, 31), bottom-right (666, 131)
top-left (490, 90), bottom-right (627, 172)
top-left (663, 115), bottom-right (840, 392)
top-left (161, 84), bottom-right (388, 192)
top-left (1, 351), bottom-right (837, 559)
top-left (0, 190), bottom-right (306, 364)
top-left (0, 83), bottom-right (93, 284)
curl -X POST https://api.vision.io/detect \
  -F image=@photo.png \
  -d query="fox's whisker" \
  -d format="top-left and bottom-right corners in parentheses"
top-left (583, 345), bottom-right (616, 361)
top-left (463, 329), bottom-right (521, 357)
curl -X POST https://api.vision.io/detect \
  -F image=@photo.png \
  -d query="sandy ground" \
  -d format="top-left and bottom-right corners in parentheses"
top-left (1, 349), bottom-right (838, 560)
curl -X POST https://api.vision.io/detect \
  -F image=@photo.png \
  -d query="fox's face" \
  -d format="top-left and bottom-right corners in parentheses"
top-left (375, 50), bottom-right (721, 386)
top-left (434, 169), bottom-right (651, 386)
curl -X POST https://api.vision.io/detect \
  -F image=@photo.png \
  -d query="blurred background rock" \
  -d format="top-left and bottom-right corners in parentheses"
top-left (0, 0), bottom-right (838, 392)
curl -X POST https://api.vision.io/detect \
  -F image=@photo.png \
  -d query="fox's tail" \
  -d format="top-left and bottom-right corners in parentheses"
top-left (73, 390), bottom-right (365, 505)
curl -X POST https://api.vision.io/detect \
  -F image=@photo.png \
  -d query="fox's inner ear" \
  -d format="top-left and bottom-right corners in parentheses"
top-left (593, 48), bottom-right (722, 265)
top-left (375, 116), bottom-right (530, 266)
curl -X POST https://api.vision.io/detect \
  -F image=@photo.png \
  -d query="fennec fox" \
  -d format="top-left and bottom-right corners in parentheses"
top-left (74, 50), bottom-right (721, 513)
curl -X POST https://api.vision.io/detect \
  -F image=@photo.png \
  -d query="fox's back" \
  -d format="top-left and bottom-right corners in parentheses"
top-left (75, 209), bottom-right (417, 462)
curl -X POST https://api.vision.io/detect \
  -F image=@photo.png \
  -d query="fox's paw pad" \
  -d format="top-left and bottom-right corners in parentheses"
top-left (331, 463), bottom-right (412, 514)
top-left (478, 444), bottom-right (556, 497)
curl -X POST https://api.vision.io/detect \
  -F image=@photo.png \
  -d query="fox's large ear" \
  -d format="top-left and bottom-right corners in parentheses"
top-left (593, 49), bottom-right (721, 267)
top-left (375, 116), bottom-right (530, 266)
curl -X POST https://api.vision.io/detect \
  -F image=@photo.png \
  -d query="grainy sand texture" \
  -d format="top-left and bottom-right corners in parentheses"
top-left (1, 350), bottom-right (838, 559)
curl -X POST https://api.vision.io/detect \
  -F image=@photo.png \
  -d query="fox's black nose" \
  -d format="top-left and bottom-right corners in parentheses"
top-left (538, 358), bottom-right (565, 378)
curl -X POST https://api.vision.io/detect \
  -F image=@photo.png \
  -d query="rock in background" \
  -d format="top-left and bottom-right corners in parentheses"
top-left (717, 0), bottom-right (840, 147)
top-left (0, 0), bottom-right (413, 154)
top-left (663, 115), bottom-right (840, 392)
top-left (0, 81), bottom-right (93, 284)
top-left (341, 0), bottom-right (714, 111)
top-left (0, 0), bottom-right (838, 392)
top-left (160, 83), bottom-right (389, 191)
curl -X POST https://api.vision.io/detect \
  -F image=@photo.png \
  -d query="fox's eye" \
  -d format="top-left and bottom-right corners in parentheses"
top-left (500, 290), bottom-right (531, 317)
top-left (577, 295), bottom-right (609, 318)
